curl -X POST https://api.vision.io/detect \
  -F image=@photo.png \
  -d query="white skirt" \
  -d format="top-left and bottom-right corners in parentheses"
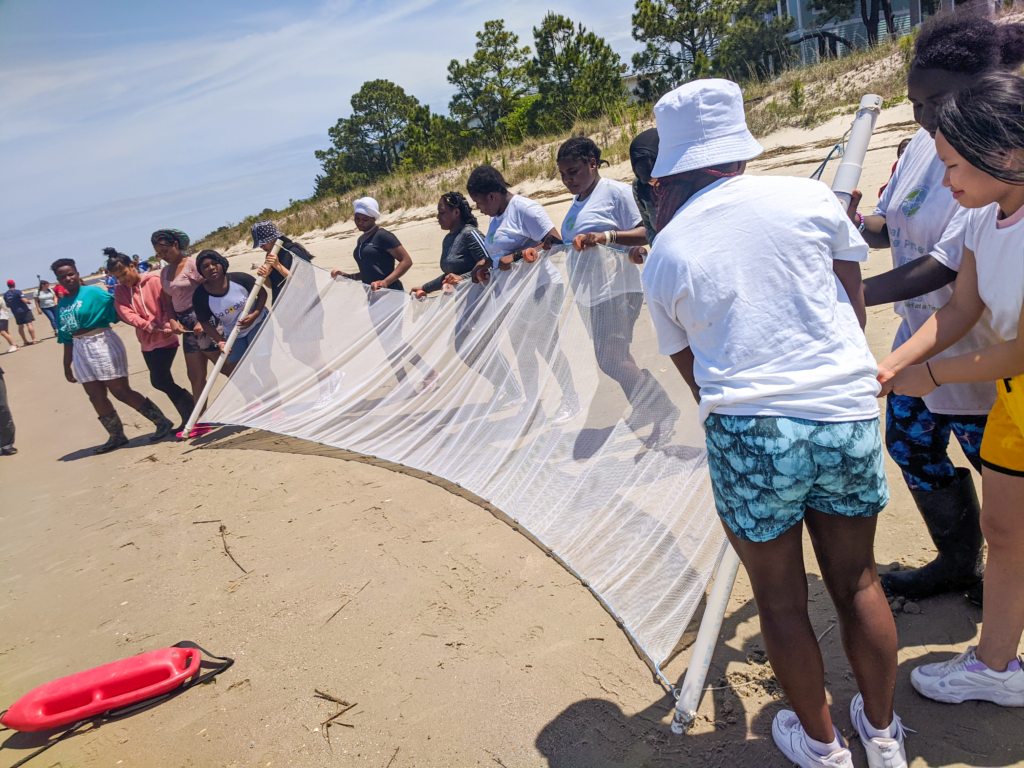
top-left (72, 328), bottom-right (129, 383)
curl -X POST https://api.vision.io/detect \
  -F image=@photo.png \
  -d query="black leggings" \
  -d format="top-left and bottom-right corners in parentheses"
top-left (142, 347), bottom-right (191, 405)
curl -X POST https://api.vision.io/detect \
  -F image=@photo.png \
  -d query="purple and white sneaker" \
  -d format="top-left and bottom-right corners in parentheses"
top-left (911, 646), bottom-right (1024, 706)
top-left (849, 693), bottom-right (908, 768)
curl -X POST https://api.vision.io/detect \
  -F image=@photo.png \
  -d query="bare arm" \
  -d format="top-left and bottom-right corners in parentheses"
top-left (833, 260), bottom-right (866, 329)
top-left (863, 255), bottom-right (957, 307)
top-left (371, 246), bottom-right (412, 290)
top-left (879, 247), bottom-right (985, 384)
top-left (669, 348), bottom-right (701, 404)
top-left (847, 192), bottom-right (889, 249)
top-left (63, 344), bottom-right (76, 383)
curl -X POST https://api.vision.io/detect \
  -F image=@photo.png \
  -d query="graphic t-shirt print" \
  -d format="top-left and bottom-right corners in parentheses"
top-left (901, 187), bottom-right (927, 218)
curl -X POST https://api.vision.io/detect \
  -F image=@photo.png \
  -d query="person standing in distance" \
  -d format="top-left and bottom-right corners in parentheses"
top-left (3, 280), bottom-right (37, 347)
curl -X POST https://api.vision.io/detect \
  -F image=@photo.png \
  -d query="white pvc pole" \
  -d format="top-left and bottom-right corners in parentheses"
top-left (831, 94), bottom-right (883, 210)
top-left (180, 239), bottom-right (282, 439)
top-left (671, 543), bottom-right (741, 733)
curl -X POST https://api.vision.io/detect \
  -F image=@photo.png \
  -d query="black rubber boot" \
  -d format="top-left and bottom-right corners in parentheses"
top-left (138, 398), bottom-right (175, 442)
top-left (95, 412), bottom-right (129, 454)
top-left (881, 467), bottom-right (984, 600)
top-left (171, 391), bottom-right (196, 431)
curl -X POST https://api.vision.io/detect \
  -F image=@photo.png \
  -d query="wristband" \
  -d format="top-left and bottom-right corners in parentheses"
top-left (925, 361), bottom-right (940, 387)
top-left (605, 230), bottom-right (617, 245)
top-left (855, 212), bottom-right (866, 233)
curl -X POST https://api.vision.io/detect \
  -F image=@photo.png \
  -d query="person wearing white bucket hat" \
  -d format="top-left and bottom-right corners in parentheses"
top-left (642, 79), bottom-right (907, 768)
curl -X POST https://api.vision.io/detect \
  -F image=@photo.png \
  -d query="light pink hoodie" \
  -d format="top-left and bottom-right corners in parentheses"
top-left (114, 272), bottom-right (179, 352)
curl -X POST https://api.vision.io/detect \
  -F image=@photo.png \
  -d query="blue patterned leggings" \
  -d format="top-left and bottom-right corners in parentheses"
top-left (885, 394), bottom-right (986, 492)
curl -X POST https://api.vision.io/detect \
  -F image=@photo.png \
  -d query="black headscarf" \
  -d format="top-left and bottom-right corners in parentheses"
top-left (630, 129), bottom-right (659, 185)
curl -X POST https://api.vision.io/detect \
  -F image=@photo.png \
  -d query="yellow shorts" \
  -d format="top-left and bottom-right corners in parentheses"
top-left (980, 374), bottom-right (1024, 476)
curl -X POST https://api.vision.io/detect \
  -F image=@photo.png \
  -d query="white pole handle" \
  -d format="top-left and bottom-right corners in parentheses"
top-left (180, 239), bottom-right (282, 438)
top-left (671, 542), bottom-right (741, 733)
top-left (832, 94), bottom-right (883, 209)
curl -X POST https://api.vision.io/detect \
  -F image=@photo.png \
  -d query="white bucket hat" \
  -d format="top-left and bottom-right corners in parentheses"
top-left (651, 78), bottom-right (763, 178)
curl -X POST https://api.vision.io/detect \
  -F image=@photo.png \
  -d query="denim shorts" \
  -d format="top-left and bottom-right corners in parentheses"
top-left (705, 414), bottom-right (889, 543)
top-left (227, 314), bottom-right (266, 363)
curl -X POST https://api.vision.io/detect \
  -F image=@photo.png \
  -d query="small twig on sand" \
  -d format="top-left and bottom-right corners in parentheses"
top-left (315, 689), bottom-right (347, 705)
top-left (193, 519), bottom-right (222, 524)
top-left (385, 746), bottom-right (400, 767)
top-left (816, 622), bottom-right (836, 642)
top-left (219, 524), bottom-right (248, 574)
top-left (321, 702), bottom-right (357, 727)
top-left (323, 579), bottom-right (372, 627)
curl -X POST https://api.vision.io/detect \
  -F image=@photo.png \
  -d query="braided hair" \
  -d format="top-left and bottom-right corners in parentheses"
top-left (440, 191), bottom-right (478, 227)
top-left (466, 165), bottom-right (509, 196)
top-left (556, 136), bottom-right (610, 168)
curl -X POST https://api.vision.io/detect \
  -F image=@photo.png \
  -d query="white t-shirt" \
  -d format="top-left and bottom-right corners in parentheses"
top-left (643, 175), bottom-right (881, 425)
top-left (0, 299), bottom-right (8, 321)
top-left (208, 282), bottom-right (264, 338)
top-left (561, 177), bottom-right (644, 307)
top-left (968, 202), bottom-right (1024, 342)
top-left (484, 194), bottom-right (560, 286)
top-left (875, 128), bottom-right (997, 414)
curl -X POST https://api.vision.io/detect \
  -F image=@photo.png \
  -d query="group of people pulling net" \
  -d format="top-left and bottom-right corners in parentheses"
top-left (44, 11), bottom-right (1024, 768)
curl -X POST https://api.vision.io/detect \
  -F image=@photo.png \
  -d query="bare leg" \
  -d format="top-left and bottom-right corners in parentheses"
top-left (804, 509), bottom-right (898, 730)
top-left (26, 322), bottom-right (36, 343)
top-left (976, 468), bottom-right (1024, 671)
top-left (0, 330), bottom-right (16, 349)
top-left (82, 380), bottom-right (116, 417)
top-left (184, 352), bottom-right (210, 404)
top-left (722, 520), bottom-right (835, 743)
top-left (104, 376), bottom-right (148, 412)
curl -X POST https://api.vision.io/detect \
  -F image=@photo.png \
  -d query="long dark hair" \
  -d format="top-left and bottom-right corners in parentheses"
top-left (440, 191), bottom-right (478, 227)
top-left (937, 72), bottom-right (1024, 185)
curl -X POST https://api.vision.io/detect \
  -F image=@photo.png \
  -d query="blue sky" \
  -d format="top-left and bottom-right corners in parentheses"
top-left (0, 0), bottom-right (642, 284)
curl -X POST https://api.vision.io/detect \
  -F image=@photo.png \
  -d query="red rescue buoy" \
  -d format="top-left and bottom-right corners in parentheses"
top-left (1, 646), bottom-right (201, 732)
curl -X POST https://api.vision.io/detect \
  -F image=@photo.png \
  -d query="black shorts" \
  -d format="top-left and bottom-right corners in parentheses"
top-left (13, 312), bottom-right (33, 326)
top-left (0, 319), bottom-right (7, 333)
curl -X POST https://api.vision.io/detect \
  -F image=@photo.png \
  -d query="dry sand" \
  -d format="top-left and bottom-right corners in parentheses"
top-left (2, 103), bottom-right (1022, 768)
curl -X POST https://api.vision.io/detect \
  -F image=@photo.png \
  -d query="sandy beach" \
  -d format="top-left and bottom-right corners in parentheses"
top-left (2, 103), bottom-right (1023, 768)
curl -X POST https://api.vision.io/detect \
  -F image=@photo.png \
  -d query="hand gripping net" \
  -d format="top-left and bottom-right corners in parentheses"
top-left (203, 245), bottom-right (726, 686)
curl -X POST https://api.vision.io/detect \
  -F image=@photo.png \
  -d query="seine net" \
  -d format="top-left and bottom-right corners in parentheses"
top-left (203, 245), bottom-right (725, 682)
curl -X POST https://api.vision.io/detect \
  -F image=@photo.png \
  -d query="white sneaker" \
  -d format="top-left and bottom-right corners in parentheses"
top-left (6, 345), bottom-right (18, 353)
top-left (911, 646), bottom-right (1024, 706)
top-left (772, 710), bottom-right (853, 767)
top-left (849, 693), bottom-right (908, 768)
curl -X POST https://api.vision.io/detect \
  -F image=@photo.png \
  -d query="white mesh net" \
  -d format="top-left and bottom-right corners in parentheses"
top-left (203, 245), bottom-right (725, 681)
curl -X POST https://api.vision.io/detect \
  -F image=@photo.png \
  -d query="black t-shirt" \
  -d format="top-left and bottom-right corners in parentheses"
top-left (423, 225), bottom-right (489, 294)
top-left (266, 239), bottom-right (314, 303)
top-left (353, 227), bottom-right (402, 291)
top-left (3, 290), bottom-right (29, 317)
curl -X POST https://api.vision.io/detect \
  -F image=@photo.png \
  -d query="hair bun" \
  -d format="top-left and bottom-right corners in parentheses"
top-left (102, 246), bottom-right (118, 257)
top-left (999, 23), bottom-right (1024, 70)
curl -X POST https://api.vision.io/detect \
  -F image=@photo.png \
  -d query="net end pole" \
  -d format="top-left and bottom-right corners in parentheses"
top-left (831, 94), bottom-right (883, 208)
top-left (672, 543), bottom-right (741, 734)
top-left (180, 239), bottom-right (282, 439)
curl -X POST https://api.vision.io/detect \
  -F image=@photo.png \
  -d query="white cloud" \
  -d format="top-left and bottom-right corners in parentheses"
top-left (0, 0), bottom-right (641, 283)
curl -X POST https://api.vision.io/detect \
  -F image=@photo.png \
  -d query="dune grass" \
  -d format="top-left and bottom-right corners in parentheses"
top-left (194, 38), bottom-right (911, 252)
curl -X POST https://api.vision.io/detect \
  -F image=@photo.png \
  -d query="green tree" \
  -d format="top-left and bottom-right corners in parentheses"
top-left (530, 12), bottom-right (626, 131)
top-left (631, 0), bottom-right (734, 100)
top-left (714, 0), bottom-right (795, 81)
top-left (807, 0), bottom-right (895, 48)
top-left (400, 106), bottom-right (473, 171)
top-left (314, 79), bottom-right (419, 196)
top-left (447, 20), bottom-right (532, 137)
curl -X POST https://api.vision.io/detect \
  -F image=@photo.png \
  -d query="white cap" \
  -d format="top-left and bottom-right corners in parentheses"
top-left (353, 197), bottom-right (381, 219)
top-left (651, 78), bottom-right (763, 178)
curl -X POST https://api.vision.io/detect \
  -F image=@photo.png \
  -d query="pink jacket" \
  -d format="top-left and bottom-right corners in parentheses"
top-left (114, 272), bottom-right (179, 352)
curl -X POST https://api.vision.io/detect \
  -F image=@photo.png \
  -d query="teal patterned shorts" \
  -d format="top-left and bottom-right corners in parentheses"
top-left (705, 414), bottom-right (889, 543)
